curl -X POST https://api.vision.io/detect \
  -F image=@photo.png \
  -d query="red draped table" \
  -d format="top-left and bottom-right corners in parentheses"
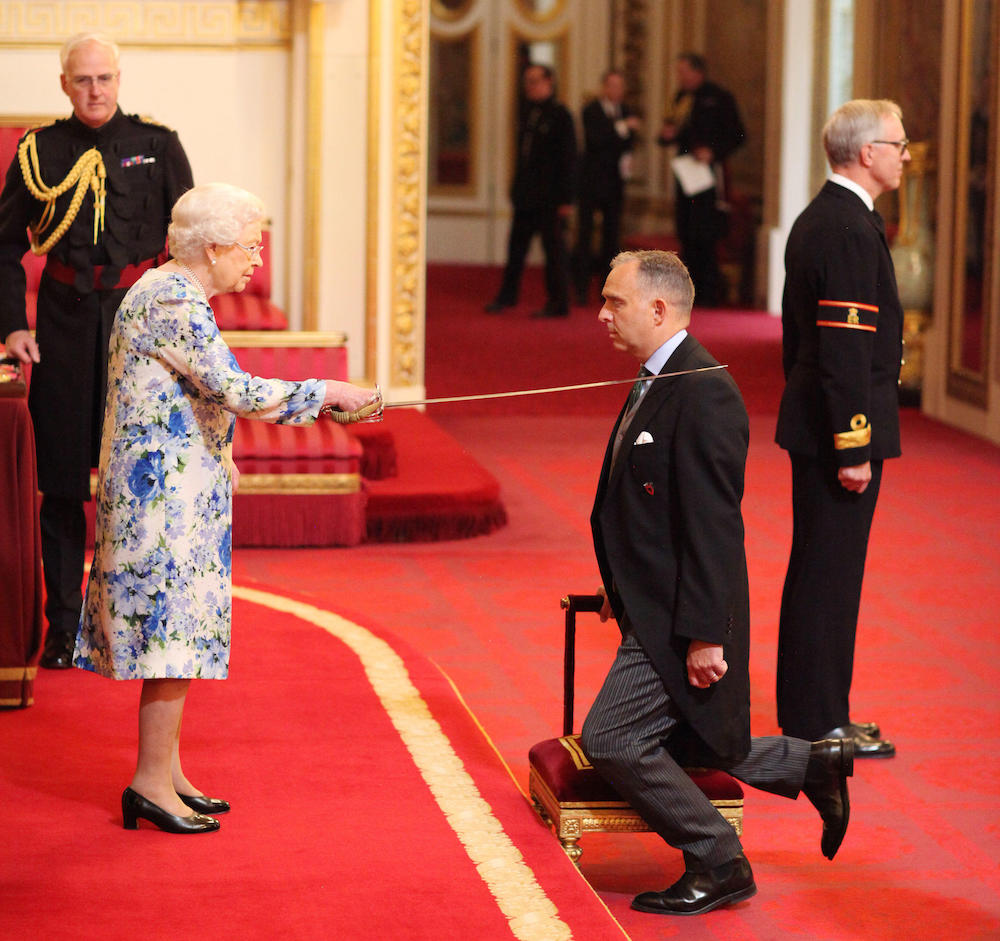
top-left (0, 391), bottom-right (43, 707)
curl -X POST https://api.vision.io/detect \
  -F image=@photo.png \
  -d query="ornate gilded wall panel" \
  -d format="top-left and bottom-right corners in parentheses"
top-left (944, 0), bottom-right (997, 406)
top-left (0, 1), bottom-right (290, 46)
top-left (391, 0), bottom-right (427, 388)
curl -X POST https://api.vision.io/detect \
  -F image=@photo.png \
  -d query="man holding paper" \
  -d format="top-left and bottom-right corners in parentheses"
top-left (657, 53), bottom-right (744, 307)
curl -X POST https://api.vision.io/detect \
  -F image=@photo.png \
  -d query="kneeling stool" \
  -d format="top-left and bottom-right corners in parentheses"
top-left (528, 594), bottom-right (744, 864)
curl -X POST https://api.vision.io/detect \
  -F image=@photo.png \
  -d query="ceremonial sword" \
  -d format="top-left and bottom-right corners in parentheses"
top-left (327, 364), bottom-right (728, 423)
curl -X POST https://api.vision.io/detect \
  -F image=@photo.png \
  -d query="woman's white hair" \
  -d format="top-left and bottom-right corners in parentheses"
top-left (168, 183), bottom-right (266, 262)
top-left (60, 33), bottom-right (120, 72)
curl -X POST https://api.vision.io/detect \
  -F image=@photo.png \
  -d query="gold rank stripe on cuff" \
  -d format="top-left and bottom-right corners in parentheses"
top-left (834, 413), bottom-right (872, 450)
top-left (816, 299), bottom-right (879, 332)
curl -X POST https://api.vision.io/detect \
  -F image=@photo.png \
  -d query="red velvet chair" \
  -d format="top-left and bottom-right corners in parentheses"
top-left (528, 594), bottom-right (744, 864)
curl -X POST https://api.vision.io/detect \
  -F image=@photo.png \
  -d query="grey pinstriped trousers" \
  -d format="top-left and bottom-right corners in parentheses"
top-left (581, 633), bottom-right (812, 871)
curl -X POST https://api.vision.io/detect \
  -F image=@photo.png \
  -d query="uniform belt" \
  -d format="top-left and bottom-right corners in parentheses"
top-left (44, 256), bottom-right (156, 291)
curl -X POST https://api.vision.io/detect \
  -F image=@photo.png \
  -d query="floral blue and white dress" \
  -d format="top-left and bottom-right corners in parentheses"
top-left (74, 269), bottom-right (325, 680)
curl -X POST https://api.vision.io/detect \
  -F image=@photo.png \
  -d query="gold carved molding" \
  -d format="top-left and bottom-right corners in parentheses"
top-left (0, 1), bottom-right (290, 46)
top-left (386, 0), bottom-right (426, 388)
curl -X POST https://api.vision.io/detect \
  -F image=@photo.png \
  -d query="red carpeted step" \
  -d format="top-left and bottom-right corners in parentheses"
top-left (360, 409), bottom-right (507, 542)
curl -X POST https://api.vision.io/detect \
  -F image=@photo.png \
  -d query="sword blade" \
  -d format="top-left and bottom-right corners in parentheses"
top-left (383, 364), bottom-right (728, 408)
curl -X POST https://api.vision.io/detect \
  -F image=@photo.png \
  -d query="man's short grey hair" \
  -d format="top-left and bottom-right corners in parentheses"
top-left (823, 99), bottom-right (903, 167)
top-left (168, 183), bottom-right (266, 262)
top-left (610, 250), bottom-right (695, 315)
top-left (60, 33), bottom-right (120, 73)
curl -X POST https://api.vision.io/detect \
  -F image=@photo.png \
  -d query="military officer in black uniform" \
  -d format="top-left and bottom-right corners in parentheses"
top-left (657, 53), bottom-right (744, 307)
top-left (485, 63), bottom-right (576, 318)
top-left (0, 32), bottom-right (194, 668)
top-left (775, 99), bottom-right (909, 756)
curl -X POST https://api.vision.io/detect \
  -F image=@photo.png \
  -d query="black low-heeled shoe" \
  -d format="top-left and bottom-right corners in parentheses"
top-left (121, 787), bottom-right (220, 833)
top-left (179, 793), bottom-right (231, 815)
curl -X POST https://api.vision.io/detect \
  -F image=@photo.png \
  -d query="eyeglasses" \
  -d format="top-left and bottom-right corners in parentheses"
top-left (870, 138), bottom-right (909, 155)
top-left (234, 241), bottom-right (264, 260)
top-left (69, 73), bottom-right (119, 89)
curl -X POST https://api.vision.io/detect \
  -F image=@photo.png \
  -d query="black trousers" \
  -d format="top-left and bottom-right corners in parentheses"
top-left (573, 189), bottom-right (624, 296)
top-left (777, 453), bottom-right (884, 739)
top-left (493, 205), bottom-right (570, 314)
top-left (675, 183), bottom-right (726, 307)
top-left (39, 494), bottom-right (86, 640)
top-left (581, 633), bottom-right (811, 871)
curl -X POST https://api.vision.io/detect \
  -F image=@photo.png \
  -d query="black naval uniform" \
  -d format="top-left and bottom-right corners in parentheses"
top-left (658, 81), bottom-right (744, 306)
top-left (775, 180), bottom-right (903, 740)
top-left (490, 94), bottom-right (576, 316)
top-left (0, 108), bottom-right (193, 664)
top-left (572, 97), bottom-right (635, 301)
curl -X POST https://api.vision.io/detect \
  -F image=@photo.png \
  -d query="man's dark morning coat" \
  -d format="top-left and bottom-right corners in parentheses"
top-left (776, 180), bottom-right (903, 465)
top-left (591, 334), bottom-right (751, 763)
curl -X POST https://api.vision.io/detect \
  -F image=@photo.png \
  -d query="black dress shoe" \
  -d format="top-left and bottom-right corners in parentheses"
top-left (851, 720), bottom-right (881, 739)
top-left (802, 738), bottom-right (854, 859)
top-left (39, 632), bottom-right (75, 670)
top-left (122, 787), bottom-right (220, 833)
top-left (824, 724), bottom-right (895, 757)
top-left (484, 300), bottom-right (514, 314)
top-left (179, 793), bottom-right (231, 815)
top-left (632, 855), bottom-right (756, 916)
top-left (530, 305), bottom-right (569, 318)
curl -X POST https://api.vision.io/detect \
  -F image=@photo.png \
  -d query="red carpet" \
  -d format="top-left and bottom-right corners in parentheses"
top-left (6, 264), bottom-right (1000, 940)
top-left (235, 265), bottom-right (1000, 939)
top-left (355, 409), bottom-right (507, 542)
top-left (3, 590), bottom-right (627, 940)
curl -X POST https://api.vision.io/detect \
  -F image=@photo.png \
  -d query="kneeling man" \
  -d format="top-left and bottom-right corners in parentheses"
top-left (582, 250), bottom-right (853, 915)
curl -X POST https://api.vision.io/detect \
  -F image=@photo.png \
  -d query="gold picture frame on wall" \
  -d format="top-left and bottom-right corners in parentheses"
top-left (946, 0), bottom-right (998, 406)
top-left (428, 24), bottom-right (480, 197)
top-left (431, 0), bottom-right (474, 21)
top-left (514, 0), bottom-right (568, 24)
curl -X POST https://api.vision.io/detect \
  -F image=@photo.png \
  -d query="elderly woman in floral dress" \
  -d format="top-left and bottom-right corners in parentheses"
top-left (74, 182), bottom-right (379, 833)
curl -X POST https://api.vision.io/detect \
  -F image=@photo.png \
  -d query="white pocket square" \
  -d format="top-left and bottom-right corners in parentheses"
top-left (634, 431), bottom-right (654, 445)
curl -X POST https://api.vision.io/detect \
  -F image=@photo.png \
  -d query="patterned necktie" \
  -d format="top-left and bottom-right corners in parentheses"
top-left (626, 366), bottom-right (652, 414)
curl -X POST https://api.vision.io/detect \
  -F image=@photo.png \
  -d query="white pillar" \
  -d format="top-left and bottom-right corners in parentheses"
top-left (766, 1), bottom-right (816, 314)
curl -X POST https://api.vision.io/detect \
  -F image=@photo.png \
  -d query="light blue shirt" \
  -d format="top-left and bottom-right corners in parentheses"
top-left (638, 329), bottom-right (688, 406)
top-left (611, 329), bottom-right (689, 469)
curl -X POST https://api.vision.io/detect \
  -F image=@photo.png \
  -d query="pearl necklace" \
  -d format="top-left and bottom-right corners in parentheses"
top-left (176, 260), bottom-right (206, 297)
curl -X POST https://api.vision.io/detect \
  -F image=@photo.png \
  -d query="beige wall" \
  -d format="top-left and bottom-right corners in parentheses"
top-left (0, 5), bottom-right (294, 319)
top-left (0, 0), bottom-right (391, 385)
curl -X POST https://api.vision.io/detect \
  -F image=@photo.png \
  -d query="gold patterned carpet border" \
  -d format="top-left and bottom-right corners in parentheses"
top-left (231, 584), bottom-right (576, 941)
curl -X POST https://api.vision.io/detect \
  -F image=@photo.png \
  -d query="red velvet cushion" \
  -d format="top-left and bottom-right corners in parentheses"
top-left (211, 294), bottom-right (289, 331)
top-left (347, 424), bottom-right (398, 480)
top-left (529, 734), bottom-right (744, 804)
top-left (233, 418), bottom-right (362, 473)
top-left (229, 344), bottom-right (348, 384)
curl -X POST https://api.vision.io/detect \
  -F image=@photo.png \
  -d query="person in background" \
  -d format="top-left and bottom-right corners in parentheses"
top-left (573, 69), bottom-right (640, 307)
top-left (775, 99), bottom-right (908, 757)
top-left (657, 52), bottom-right (744, 307)
top-left (485, 63), bottom-right (576, 319)
top-left (73, 183), bottom-right (380, 833)
top-left (0, 33), bottom-right (194, 669)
